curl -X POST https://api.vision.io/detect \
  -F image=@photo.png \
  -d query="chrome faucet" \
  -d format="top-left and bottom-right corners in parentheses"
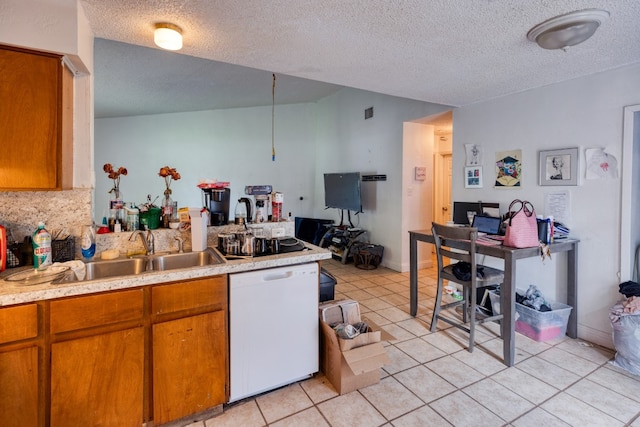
top-left (130, 230), bottom-right (155, 255)
top-left (175, 236), bottom-right (184, 253)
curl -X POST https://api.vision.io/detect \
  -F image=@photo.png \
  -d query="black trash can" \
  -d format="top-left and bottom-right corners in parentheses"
top-left (353, 244), bottom-right (384, 270)
top-left (319, 268), bottom-right (337, 302)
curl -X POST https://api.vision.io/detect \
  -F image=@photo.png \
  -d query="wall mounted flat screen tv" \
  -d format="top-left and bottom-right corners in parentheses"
top-left (324, 172), bottom-right (362, 213)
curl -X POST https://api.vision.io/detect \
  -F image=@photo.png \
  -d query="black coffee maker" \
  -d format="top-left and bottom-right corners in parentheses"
top-left (202, 187), bottom-right (231, 226)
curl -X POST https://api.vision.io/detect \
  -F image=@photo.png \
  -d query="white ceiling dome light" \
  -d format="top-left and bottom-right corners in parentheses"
top-left (154, 23), bottom-right (183, 51)
top-left (527, 9), bottom-right (609, 50)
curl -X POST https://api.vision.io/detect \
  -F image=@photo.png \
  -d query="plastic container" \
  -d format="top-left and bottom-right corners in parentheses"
top-left (140, 207), bottom-right (161, 230)
top-left (489, 290), bottom-right (572, 341)
top-left (32, 222), bottom-right (52, 268)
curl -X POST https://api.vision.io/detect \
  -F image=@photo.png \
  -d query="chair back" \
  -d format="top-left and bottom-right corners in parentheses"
top-left (431, 222), bottom-right (479, 282)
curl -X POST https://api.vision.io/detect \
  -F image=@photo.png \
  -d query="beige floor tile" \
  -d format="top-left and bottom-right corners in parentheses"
top-left (516, 355), bottom-right (581, 389)
top-left (565, 378), bottom-right (640, 423)
top-left (510, 408), bottom-right (571, 427)
top-left (205, 400), bottom-right (265, 427)
top-left (395, 338), bottom-right (447, 364)
top-left (299, 374), bottom-right (338, 404)
top-left (452, 346), bottom-right (509, 376)
top-left (536, 347), bottom-right (600, 377)
top-left (541, 392), bottom-right (623, 426)
top-left (556, 339), bottom-right (614, 364)
top-left (429, 390), bottom-right (505, 427)
top-left (425, 356), bottom-right (485, 388)
top-left (377, 306), bottom-right (414, 323)
top-left (343, 289), bottom-right (377, 302)
top-left (381, 323), bottom-right (419, 343)
top-left (480, 336), bottom-right (533, 364)
top-left (362, 311), bottom-right (394, 326)
top-left (394, 317), bottom-right (431, 337)
top-left (490, 367), bottom-right (559, 404)
top-left (393, 365), bottom-right (456, 403)
top-left (463, 378), bottom-right (535, 423)
top-left (390, 404), bottom-right (451, 426)
top-left (512, 333), bottom-right (552, 355)
top-left (379, 293), bottom-right (410, 306)
top-left (317, 391), bottom-right (386, 427)
top-left (359, 376), bottom-right (424, 420)
top-left (382, 345), bottom-right (420, 375)
top-left (422, 330), bottom-right (470, 354)
top-left (359, 297), bottom-right (394, 311)
top-left (366, 285), bottom-right (395, 298)
top-left (269, 407), bottom-right (329, 427)
top-left (587, 366), bottom-right (640, 403)
top-left (255, 383), bottom-right (313, 424)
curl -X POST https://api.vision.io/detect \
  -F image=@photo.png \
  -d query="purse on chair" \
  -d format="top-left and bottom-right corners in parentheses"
top-left (503, 199), bottom-right (540, 248)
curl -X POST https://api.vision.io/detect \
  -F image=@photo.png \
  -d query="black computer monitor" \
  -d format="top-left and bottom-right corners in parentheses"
top-left (452, 201), bottom-right (500, 225)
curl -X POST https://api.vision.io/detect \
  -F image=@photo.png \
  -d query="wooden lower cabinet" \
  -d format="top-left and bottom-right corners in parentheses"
top-left (50, 327), bottom-right (145, 427)
top-left (0, 303), bottom-right (40, 427)
top-left (153, 310), bottom-right (227, 424)
top-left (0, 346), bottom-right (39, 427)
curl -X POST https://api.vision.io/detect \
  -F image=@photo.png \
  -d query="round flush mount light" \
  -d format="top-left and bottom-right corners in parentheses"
top-left (527, 9), bottom-right (609, 50)
top-left (154, 23), bottom-right (183, 51)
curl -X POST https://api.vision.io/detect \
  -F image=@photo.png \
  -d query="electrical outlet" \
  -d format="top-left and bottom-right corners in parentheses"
top-left (272, 227), bottom-right (285, 237)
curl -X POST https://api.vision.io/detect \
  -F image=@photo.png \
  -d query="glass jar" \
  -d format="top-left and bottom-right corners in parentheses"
top-left (162, 194), bottom-right (174, 228)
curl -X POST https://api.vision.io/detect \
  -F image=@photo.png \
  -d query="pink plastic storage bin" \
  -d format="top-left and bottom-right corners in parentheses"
top-left (489, 290), bottom-right (572, 342)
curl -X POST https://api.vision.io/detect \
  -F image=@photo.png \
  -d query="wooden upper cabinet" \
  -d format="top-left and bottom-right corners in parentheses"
top-left (0, 44), bottom-right (73, 191)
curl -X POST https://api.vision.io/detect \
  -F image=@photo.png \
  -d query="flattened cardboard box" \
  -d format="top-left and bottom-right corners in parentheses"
top-left (320, 317), bottom-right (394, 395)
top-left (319, 299), bottom-right (361, 326)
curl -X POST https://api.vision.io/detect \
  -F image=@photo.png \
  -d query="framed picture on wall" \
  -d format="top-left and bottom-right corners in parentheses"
top-left (539, 147), bottom-right (579, 186)
top-left (464, 166), bottom-right (483, 188)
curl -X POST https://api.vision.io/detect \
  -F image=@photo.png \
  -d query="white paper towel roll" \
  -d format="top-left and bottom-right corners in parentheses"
top-left (189, 208), bottom-right (208, 251)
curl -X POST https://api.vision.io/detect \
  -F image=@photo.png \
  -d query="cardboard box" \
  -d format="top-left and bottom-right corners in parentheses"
top-left (319, 315), bottom-right (393, 394)
top-left (319, 299), bottom-right (361, 326)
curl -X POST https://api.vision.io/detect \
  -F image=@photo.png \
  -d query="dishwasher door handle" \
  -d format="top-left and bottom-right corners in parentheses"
top-left (262, 271), bottom-right (295, 281)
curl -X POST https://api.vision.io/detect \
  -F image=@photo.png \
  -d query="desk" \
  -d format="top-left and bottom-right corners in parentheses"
top-left (409, 230), bottom-right (579, 367)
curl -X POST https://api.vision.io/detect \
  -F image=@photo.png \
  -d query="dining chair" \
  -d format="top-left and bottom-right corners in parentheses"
top-left (430, 222), bottom-right (505, 352)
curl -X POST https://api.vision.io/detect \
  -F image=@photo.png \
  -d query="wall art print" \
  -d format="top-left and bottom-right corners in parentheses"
top-left (495, 149), bottom-right (522, 188)
top-left (539, 147), bottom-right (579, 186)
top-left (585, 148), bottom-right (619, 179)
top-left (464, 166), bottom-right (483, 188)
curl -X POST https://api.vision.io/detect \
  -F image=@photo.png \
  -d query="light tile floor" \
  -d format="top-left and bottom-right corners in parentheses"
top-left (197, 259), bottom-right (640, 427)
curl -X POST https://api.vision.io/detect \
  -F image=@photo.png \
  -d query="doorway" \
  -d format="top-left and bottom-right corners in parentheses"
top-left (620, 104), bottom-right (640, 281)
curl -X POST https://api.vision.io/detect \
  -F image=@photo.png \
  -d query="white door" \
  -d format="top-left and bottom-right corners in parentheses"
top-left (436, 153), bottom-right (453, 224)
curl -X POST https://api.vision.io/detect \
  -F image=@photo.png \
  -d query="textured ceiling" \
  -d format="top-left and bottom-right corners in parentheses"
top-left (82, 0), bottom-right (640, 120)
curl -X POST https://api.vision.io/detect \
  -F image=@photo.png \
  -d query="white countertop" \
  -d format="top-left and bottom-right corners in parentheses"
top-left (0, 245), bottom-right (331, 307)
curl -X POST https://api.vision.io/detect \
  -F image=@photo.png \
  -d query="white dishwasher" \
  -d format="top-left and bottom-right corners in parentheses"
top-left (229, 262), bottom-right (319, 402)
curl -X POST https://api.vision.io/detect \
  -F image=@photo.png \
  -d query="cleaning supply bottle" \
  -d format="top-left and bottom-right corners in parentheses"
top-left (32, 222), bottom-right (52, 269)
top-left (81, 224), bottom-right (96, 260)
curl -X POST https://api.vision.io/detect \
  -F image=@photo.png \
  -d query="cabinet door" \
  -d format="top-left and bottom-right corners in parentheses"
top-left (50, 327), bottom-right (144, 427)
top-left (0, 346), bottom-right (39, 427)
top-left (0, 45), bottom-right (72, 190)
top-left (153, 310), bottom-right (227, 424)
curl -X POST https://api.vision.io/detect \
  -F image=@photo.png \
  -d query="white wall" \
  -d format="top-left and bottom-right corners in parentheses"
top-left (94, 104), bottom-right (318, 221)
top-left (312, 88), bottom-right (452, 270)
top-left (453, 63), bottom-right (640, 348)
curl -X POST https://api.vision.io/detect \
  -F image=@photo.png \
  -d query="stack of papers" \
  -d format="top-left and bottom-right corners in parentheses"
top-left (553, 222), bottom-right (570, 239)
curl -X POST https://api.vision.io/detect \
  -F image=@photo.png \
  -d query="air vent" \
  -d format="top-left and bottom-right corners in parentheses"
top-left (364, 107), bottom-right (374, 120)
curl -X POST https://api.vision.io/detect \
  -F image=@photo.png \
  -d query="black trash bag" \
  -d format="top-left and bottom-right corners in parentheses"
top-left (452, 262), bottom-right (484, 281)
top-left (619, 281), bottom-right (640, 298)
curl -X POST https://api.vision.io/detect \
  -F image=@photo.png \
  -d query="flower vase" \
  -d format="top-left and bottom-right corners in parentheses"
top-left (162, 192), bottom-right (174, 228)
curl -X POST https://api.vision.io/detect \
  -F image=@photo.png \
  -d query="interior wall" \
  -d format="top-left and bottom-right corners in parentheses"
top-left (400, 122), bottom-right (435, 271)
top-left (452, 63), bottom-right (640, 348)
top-left (94, 104), bottom-right (318, 221)
top-left (312, 87), bottom-right (452, 271)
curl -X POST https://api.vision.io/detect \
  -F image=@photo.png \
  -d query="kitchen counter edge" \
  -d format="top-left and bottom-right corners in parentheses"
top-left (0, 245), bottom-right (332, 307)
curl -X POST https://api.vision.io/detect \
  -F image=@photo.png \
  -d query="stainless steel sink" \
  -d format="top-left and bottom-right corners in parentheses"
top-left (151, 249), bottom-right (225, 271)
top-left (84, 257), bottom-right (149, 281)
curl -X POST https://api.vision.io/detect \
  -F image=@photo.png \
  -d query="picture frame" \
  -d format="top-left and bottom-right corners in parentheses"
top-left (539, 148), bottom-right (579, 186)
top-left (464, 166), bottom-right (483, 188)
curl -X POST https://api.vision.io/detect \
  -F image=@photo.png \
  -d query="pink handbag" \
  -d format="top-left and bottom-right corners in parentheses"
top-left (503, 200), bottom-right (540, 248)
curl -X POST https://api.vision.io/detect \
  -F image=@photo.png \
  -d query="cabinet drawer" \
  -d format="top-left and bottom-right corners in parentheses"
top-left (0, 304), bottom-right (38, 344)
top-left (152, 276), bottom-right (227, 316)
top-left (50, 289), bottom-right (144, 334)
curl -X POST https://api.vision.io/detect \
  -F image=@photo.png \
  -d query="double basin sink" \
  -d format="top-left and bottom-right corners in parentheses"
top-left (83, 248), bottom-right (225, 281)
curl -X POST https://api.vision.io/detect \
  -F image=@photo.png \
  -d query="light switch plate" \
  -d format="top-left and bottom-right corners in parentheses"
top-left (272, 227), bottom-right (285, 237)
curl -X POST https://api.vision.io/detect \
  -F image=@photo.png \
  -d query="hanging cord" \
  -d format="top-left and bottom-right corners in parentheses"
top-left (272, 73), bottom-right (276, 161)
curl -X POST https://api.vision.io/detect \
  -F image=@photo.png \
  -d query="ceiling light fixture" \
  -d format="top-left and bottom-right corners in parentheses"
top-left (527, 9), bottom-right (609, 50)
top-left (154, 23), bottom-right (183, 51)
